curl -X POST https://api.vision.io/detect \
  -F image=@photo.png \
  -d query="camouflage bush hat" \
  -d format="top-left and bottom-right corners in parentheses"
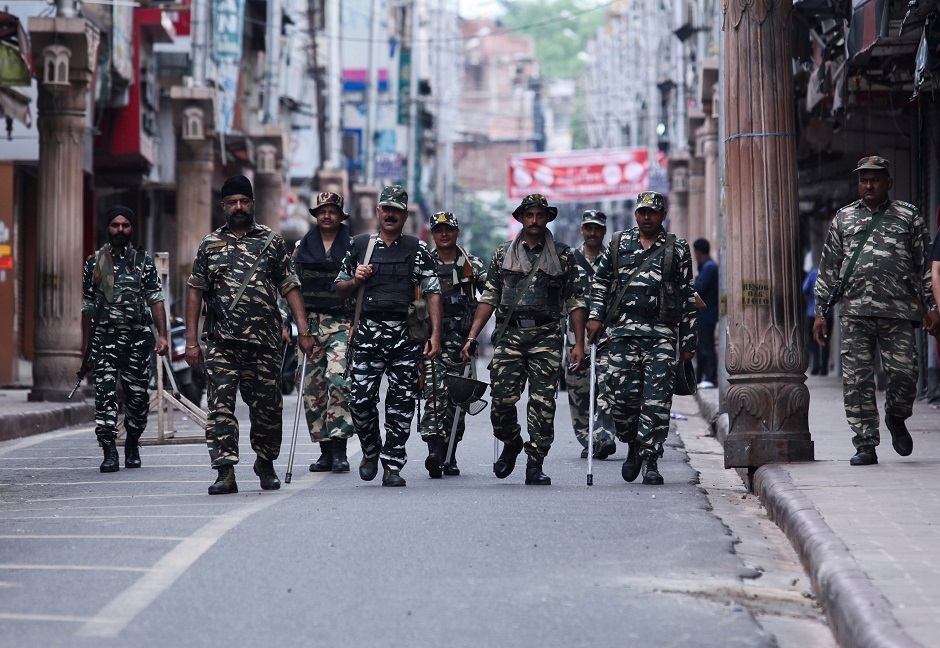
top-left (635, 191), bottom-right (666, 213)
top-left (309, 191), bottom-right (348, 220)
top-left (581, 209), bottom-right (607, 227)
top-left (430, 212), bottom-right (459, 229)
top-left (378, 185), bottom-right (408, 210)
top-left (512, 193), bottom-right (558, 222)
top-left (854, 155), bottom-right (890, 174)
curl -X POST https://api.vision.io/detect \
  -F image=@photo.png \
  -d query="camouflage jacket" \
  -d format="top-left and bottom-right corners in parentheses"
top-left (588, 227), bottom-right (697, 354)
top-left (573, 244), bottom-right (603, 294)
top-left (815, 198), bottom-right (934, 320)
top-left (82, 245), bottom-right (164, 330)
top-left (188, 222), bottom-right (300, 347)
top-left (478, 238), bottom-right (586, 319)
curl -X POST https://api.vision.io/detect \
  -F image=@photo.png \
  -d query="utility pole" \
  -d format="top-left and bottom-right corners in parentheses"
top-left (326, 0), bottom-right (342, 169)
top-left (364, 0), bottom-right (379, 184)
top-left (308, 0), bottom-right (327, 167)
top-left (407, 0), bottom-right (420, 200)
top-left (264, 0), bottom-right (282, 123)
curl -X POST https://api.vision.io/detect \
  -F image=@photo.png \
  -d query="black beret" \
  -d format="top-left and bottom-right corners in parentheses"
top-left (221, 174), bottom-right (254, 200)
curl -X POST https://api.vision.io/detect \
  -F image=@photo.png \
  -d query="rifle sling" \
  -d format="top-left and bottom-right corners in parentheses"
top-left (349, 233), bottom-right (379, 338)
top-left (829, 208), bottom-right (885, 307)
top-left (229, 230), bottom-right (277, 311)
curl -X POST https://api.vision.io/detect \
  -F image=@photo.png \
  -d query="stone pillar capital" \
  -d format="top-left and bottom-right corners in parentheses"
top-left (28, 17), bottom-right (100, 86)
top-left (249, 126), bottom-right (288, 175)
top-left (170, 86), bottom-right (217, 140)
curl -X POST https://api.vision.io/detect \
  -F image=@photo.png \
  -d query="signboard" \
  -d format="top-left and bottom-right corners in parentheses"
top-left (213, 0), bottom-right (245, 133)
top-left (508, 148), bottom-right (650, 202)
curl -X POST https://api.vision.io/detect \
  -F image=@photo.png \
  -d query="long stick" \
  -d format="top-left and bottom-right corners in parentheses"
top-left (431, 357), bottom-right (440, 436)
top-left (587, 343), bottom-right (596, 487)
top-left (445, 362), bottom-right (471, 468)
top-left (285, 352), bottom-right (308, 484)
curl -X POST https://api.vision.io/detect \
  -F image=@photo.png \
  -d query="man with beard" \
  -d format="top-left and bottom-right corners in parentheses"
top-left (335, 185), bottom-right (442, 487)
top-left (288, 191), bottom-right (356, 473)
top-left (417, 212), bottom-right (484, 477)
top-left (587, 192), bottom-right (697, 486)
top-left (185, 175), bottom-right (314, 494)
top-left (461, 193), bottom-right (586, 486)
top-left (566, 209), bottom-right (617, 460)
top-left (81, 206), bottom-right (169, 472)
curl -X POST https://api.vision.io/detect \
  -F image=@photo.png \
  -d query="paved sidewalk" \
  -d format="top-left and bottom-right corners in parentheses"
top-left (0, 389), bottom-right (95, 443)
top-left (700, 375), bottom-right (939, 648)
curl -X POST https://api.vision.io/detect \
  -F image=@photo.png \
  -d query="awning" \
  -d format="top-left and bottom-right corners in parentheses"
top-left (847, 0), bottom-right (890, 60)
top-left (0, 11), bottom-right (33, 84)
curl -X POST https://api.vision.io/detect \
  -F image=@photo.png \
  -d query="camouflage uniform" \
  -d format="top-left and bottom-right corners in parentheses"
top-left (290, 221), bottom-right (355, 443)
top-left (82, 245), bottom-right (165, 446)
top-left (336, 235), bottom-right (440, 471)
top-left (588, 227), bottom-right (697, 462)
top-left (566, 243), bottom-right (616, 451)
top-left (418, 245), bottom-right (485, 446)
top-left (188, 222), bottom-right (300, 468)
top-left (815, 197), bottom-right (934, 450)
top-left (481, 238), bottom-right (585, 461)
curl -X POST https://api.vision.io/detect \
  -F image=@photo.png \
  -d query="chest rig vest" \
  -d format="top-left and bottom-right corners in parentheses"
top-left (94, 247), bottom-right (148, 327)
top-left (573, 248), bottom-right (598, 294)
top-left (614, 233), bottom-right (676, 321)
top-left (297, 226), bottom-right (352, 315)
top-left (437, 254), bottom-right (476, 316)
top-left (355, 233), bottom-right (418, 314)
top-left (499, 242), bottom-right (567, 318)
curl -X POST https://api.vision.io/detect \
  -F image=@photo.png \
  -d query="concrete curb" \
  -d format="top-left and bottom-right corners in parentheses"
top-left (0, 402), bottom-right (95, 443)
top-left (753, 465), bottom-right (922, 648)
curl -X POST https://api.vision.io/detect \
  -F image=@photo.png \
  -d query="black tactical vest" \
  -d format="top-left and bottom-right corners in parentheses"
top-left (297, 234), bottom-right (351, 315)
top-left (356, 233), bottom-right (419, 314)
top-left (97, 248), bottom-right (148, 326)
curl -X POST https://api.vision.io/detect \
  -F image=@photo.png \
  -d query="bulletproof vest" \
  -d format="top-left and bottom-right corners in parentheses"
top-left (573, 248), bottom-right (596, 293)
top-left (499, 242), bottom-right (566, 317)
top-left (356, 234), bottom-right (418, 314)
top-left (613, 234), bottom-right (673, 321)
top-left (436, 258), bottom-right (476, 316)
top-left (98, 248), bottom-right (148, 326)
top-left (298, 238), bottom-right (350, 314)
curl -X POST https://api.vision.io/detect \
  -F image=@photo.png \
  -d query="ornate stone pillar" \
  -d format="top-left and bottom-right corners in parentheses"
top-left (251, 126), bottom-right (288, 233)
top-left (668, 156), bottom-right (690, 239)
top-left (27, 17), bottom-right (100, 401)
top-left (701, 114), bottom-right (720, 246)
top-left (723, 0), bottom-right (813, 467)
top-left (170, 86), bottom-right (216, 302)
top-left (351, 184), bottom-right (380, 236)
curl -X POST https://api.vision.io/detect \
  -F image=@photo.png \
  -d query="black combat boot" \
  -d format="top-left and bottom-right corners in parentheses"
top-left (641, 455), bottom-right (664, 485)
top-left (885, 414), bottom-right (913, 456)
top-left (100, 440), bottom-right (120, 473)
top-left (593, 437), bottom-right (616, 460)
top-left (359, 455), bottom-right (379, 481)
top-left (208, 465), bottom-right (238, 495)
top-left (524, 458), bottom-right (551, 485)
top-left (850, 446), bottom-right (878, 466)
top-left (309, 442), bottom-right (333, 472)
top-left (253, 458), bottom-right (281, 490)
top-left (425, 437), bottom-right (444, 479)
top-left (124, 437), bottom-right (142, 469)
top-left (621, 443), bottom-right (641, 483)
top-left (493, 436), bottom-right (524, 479)
top-left (443, 440), bottom-right (460, 476)
top-left (382, 465), bottom-right (406, 487)
top-left (331, 438), bottom-right (350, 473)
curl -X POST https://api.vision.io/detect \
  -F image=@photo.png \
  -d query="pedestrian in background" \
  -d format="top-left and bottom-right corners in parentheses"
top-left (81, 205), bottom-right (168, 472)
top-left (814, 156), bottom-right (938, 466)
top-left (802, 265), bottom-right (829, 375)
top-left (185, 175), bottom-right (314, 494)
top-left (418, 212), bottom-right (485, 477)
top-left (335, 185), bottom-right (442, 487)
top-left (587, 192), bottom-right (697, 486)
top-left (288, 191), bottom-right (355, 474)
top-left (566, 209), bottom-right (617, 459)
top-left (692, 238), bottom-right (718, 388)
top-left (462, 193), bottom-right (586, 486)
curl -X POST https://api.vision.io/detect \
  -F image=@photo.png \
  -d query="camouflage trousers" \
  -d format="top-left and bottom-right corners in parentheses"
top-left (299, 313), bottom-right (354, 442)
top-left (204, 338), bottom-right (283, 467)
top-left (350, 319), bottom-right (422, 470)
top-left (419, 327), bottom-right (470, 443)
top-left (565, 328), bottom-right (615, 448)
top-left (840, 316), bottom-right (917, 449)
top-left (489, 322), bottom-right (563, 461)
top-left (600, 335), bottom-right (676, 459)
top-left (92, 327), bottom-right (152, 445)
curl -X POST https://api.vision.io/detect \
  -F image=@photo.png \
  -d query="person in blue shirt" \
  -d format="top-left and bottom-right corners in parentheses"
top-left (803, 266), bottom-right (830, 375)
top-left (693, 239), bottom-right (719, 388)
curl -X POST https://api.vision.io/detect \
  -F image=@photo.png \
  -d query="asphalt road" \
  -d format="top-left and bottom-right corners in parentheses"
top-left (0, 379), bottom-right (835, 647)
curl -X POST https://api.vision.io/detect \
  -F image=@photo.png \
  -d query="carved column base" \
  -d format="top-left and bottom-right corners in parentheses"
top-left (29, 351), bottom-right (83, 402)
top-left (724, 375), bottom-right (814, 468)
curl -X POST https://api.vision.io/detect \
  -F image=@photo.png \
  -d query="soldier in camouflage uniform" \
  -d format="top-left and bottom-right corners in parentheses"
top-left (587, 191), bottom-right (697, 486)
top-left (81, 206), bottom-right (168, 472)
top-left (814, 156), bottom-right (938, 466)
top-left (335, 186), bottom-right (442, 487)
top-left (566, 209), bottom-right (617, 459)
top-left (185, 175), bottom-right (315, 495)
top-left (283, 191), bottom-right (356, 474)
top-left (462, 194), bottom-right (586, 486)
top-left (418, 212), bottom-right (485, 477)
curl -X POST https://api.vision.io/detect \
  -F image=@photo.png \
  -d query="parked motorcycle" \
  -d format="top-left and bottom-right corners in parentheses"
top-left (168, 316), bottom-right (206, 405)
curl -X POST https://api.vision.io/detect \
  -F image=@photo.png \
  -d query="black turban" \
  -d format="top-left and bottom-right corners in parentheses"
top-left (221, 174), bottom-right (254, 200)
top-left (105, 205), bottom-right (135, 229)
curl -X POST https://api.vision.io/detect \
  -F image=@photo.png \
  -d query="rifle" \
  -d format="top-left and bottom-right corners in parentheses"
top-left (69, 294), bottom-right (106, 400)
top-left (822, 280), bottom-right (843, 319)
top-left (201, 291), bottom-right (231, 342)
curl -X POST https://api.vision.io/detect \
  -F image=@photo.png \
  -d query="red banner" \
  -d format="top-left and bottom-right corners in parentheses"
top-left (508, 148), bottom-right (650, 202)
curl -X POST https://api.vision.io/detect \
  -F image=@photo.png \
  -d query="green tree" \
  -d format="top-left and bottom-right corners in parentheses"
top-left (456, 192), bottom-right (511, 261)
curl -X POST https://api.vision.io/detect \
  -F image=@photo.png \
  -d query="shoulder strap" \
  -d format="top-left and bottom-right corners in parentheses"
top-left (602, 234), bottom-right (675, 331)
top-left (837, 208), bottom-right (885, 294)
top-left (492, 245), bottom-right (546, 348)
top-left (349, 233), bottom-right (379, 334)
top-left (230, 229), bottom-right (277, 310)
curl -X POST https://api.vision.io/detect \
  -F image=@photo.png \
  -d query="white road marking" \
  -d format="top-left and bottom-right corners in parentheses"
top-left (0, 612), bottom-right (91, 623)
top-left (0, 563), bottom-right (151, 573)
top-left (0, 534), bottom-right (185, 541)
top-left (0, 429), bottom-right (90, 456)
